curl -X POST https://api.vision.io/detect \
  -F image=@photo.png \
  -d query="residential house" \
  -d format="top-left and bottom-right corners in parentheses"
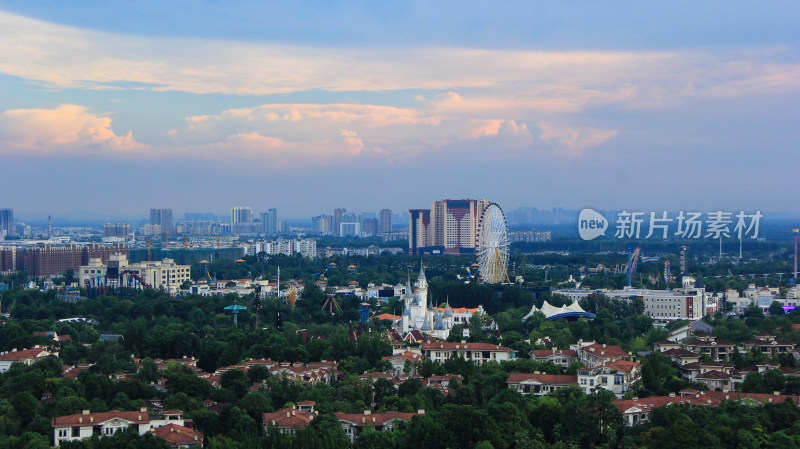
top-left (52, 409), bottom-right (151, 447)
top-left (679, 361), bottom-right (743, 391)
top-left (681, 334), bottom-right (736, 361)
top-left (421, 342), bottom-right (516, 365)
top-left (529, 348), bottom-right (578, 368)
top-left (335, 410), bottom-right (424, 443)
top-left (661, 348), bottom-right (701, 366)
top-left (575, 343), bottom-right (633, 368)
top-left (577, 360), bottom-right (642, 398)
top-left (506, 373), bottom-right (578, 396)
top-left (653, 340), bottom-right (681, 353)
top-left (0, 346), bottom-right (57, 373)
top-left (740, 332), bottom-right (795, 358)
top-left (263, 406), bottom-right (317, 434)
top-left (148, 424), bottom-right (203, 448)
top-left (383, 351), bottom-right (423, 376)
top-left (615, 391), bottom-right (800, 427)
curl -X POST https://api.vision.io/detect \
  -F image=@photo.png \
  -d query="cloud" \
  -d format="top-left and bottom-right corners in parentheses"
top-left (168, 103), bottom-right (545, 165)
top-left (0, 104), bottom-right (147, 154)
top-left (1, 11), bottom-right (798, 113)
top-left (537, 122), bottom-right (618, 158)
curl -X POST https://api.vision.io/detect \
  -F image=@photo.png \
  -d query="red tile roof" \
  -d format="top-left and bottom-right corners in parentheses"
top-left (506, 373), bottom-right (578, 385)
top-left (604, 360), bottom-right (641, 373)
top-left (581, 344), bottom-right (628, 358)
top-left (149, 424), bottom-right (203, 448)
top-left (531, 349), bottom-right (577, 358)
top-left (52, 410), bottom-right (149, 427)
top-left (0, 347), bottom-right (50, 362)
top-left (263, 408), bottom-right (315, 430)
top-left (383, 351), bottom-right (422, 362)
top-left (335, 411), bottom-right (421, 426)
top-left (614, 391), bottom-right (800, 413)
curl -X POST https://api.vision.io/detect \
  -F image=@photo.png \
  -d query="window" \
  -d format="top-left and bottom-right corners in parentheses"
top-left (58, 429), bottom-right (68, 437)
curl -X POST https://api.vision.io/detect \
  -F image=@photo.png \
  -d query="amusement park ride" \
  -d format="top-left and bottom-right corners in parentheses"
top-left (475, 202), bottom-right (511, 284)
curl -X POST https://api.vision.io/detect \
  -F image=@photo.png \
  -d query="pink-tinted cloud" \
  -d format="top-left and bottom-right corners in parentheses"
top-left (170, 103), bottom-right (544, 165)
top-left (0, 104), bottom-right (147, 154)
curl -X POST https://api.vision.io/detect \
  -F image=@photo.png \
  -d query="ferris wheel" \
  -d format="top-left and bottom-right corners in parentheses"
top-left (475, 202), bottom-right (510, 284)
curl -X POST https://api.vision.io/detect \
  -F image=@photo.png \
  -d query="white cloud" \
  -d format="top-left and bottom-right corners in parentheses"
top-left (0, 104), bottom-right (147, 154)
top-left (1, 11), bottom-right (798, 112)
top-left (537, 122), bottom-right (618, 158)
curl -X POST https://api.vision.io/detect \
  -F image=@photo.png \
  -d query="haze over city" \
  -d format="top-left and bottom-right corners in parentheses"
top-left (1, 1), bottom-right (798, 219)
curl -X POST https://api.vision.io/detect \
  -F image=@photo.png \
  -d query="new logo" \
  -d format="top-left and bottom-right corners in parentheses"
top-left (578, 209), bottom-right (608, 240)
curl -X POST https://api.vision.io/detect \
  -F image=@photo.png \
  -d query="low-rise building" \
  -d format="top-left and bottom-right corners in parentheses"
top-left (335, 410), bottom-right (424, 443)
top-left (553, 283), bottom-right (705, 321)
top-left (529, 348), bottom-right (578, 368)
top-left (681, 334), bottom-right (736, 361)
top-left (615, 391), bottom-right (800, 427)
top-left (148, 424), bottom-right (203, 448)
top-left (52, 409), bottom-right (151, 447)
top-left (506, 373), bottom-right (578, 396)
top-left (382, 351), bottom-right (423, 377)
top-left (263, 406), bottom-right (317, 434)
top-left (421, 342), bottom-right (517, 365)
top-left (575, 343), bottom-right (633, 368)
top-left (78, 254), bottom-right (190, 294)
top-left (740, 332), bottom-right (796, 357)
top-left (0, 346), bottom-right (56, 373)
top-left (577, 360), bottom-right (642, 398)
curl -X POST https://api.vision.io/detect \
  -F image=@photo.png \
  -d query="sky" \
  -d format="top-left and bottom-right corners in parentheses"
top-left (1, 1), bottom-right (798, 220)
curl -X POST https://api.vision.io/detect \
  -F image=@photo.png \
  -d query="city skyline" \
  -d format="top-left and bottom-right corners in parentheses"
top-left (2, 2), bottom-right (799, 217)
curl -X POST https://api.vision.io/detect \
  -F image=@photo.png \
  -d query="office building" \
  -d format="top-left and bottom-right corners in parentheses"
top-left (380, 209), bottom-right (392, 233)
top-left (149, 208), bottom-right (174, 232)
top-left (0, 209), bottom-right (13, 237)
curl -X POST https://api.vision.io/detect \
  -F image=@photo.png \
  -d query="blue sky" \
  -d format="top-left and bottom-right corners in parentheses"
top-left (1, 2), bottom-right (798, 220)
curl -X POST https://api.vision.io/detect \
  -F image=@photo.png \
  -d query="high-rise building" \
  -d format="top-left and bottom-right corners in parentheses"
top-left (333, 208), bottom-right (347, 236)
top-left (104, 222), bottom-right (130, 237)
top-left (380, 209), bottom-right (392, 233)
top-left (149, 208), bottom-right (174, 232)
top-left (409, 199), bottom-right (490, 255)
top-left (0, 209), bottom-right (13, 237)
top-left (362, 218), bottom-right (379, 236)
top-left (312, 214), bottom-right (332, 234)
top-left (408, 209), bottom-right (432, 256)
top-left (231, 207), bottom-right (254, 233)
top-left (0, 243), bottom-right (128, 277)
top-left (261, 208), bottom-right (278, 234)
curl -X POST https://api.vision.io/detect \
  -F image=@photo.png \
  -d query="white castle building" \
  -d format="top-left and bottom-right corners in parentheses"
top-left (397, 265), bottom-right (456, 340)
